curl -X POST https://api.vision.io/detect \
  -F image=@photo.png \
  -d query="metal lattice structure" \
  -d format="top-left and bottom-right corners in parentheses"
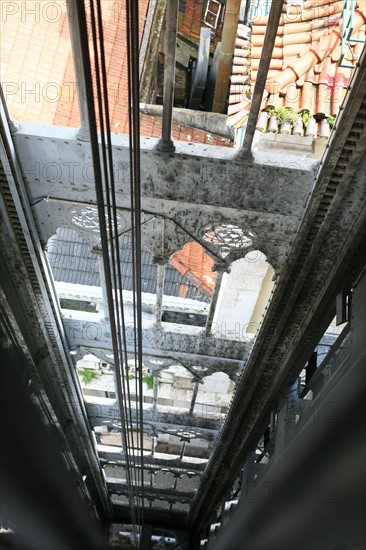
top-left (0, 0), bottom-right (365, 548)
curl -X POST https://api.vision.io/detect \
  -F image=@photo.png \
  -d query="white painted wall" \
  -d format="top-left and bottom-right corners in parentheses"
top-left (77, 355), bottom-right (233, 418)
top-left (213, 251), bottom-right (274, 341)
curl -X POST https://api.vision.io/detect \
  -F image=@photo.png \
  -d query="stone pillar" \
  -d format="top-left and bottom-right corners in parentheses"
top-left (66, 0), bottom-right (90, 141)
top-left (189, 379), bottom-right (200, 415)
top-left (156, 0), bottom-right (178, 152)
top-left (204, 270), bottom-right (224, 335)
top-left (152, 374), bottom-right (159, 413)
top-left (239, 0), bottom-right (285, 154)
top-left (154, 263), bottom-right (165, 327)
top-left (212, 0), bottom-right (241, 113)
top-left (140, 524), bottom-right (153, 550)
top-left (93, 246), bottom-right (110, 322)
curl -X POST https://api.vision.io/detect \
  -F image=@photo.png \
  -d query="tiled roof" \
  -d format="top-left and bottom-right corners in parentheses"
top-left (55, 0), bottom-right (149, 132)
top-left (48, 228), bottom-right (210, 302)
top-left (0, 3), bottom-right (221, 289)
top-left (227, 2), bottom-right (366, 137)
top-left (140, 113), bottom-right (230, 145)
top-left (0, 0), bottom-right (222, 145)
top-left (170, 242), bottom-right (216, 297)
top-left (0, 2), bottom-right (75, 125)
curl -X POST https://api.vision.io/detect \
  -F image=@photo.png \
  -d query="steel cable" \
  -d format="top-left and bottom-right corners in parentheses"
top-left (90, 0), bottom-right (142, 528)
top-left (73, 0), bottom-right (146, 540)
top-left (125, 0), bottom-right (142, 523)
top-left (73, 0), bottom-right (136, 516)
top-left (125, 0), bottom-right (146, 530)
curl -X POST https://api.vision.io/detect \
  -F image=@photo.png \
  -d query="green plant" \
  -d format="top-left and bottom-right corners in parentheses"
top-left (142, 375), bottom-right (154, 390)
top-left (78, 368), bottom-right (98, 385)
top-left (301, 110), bottom-right (312, 128)
top-left (276, 107), bottom-right (298, 125)
top-left (327, 115), bottom-right (336, 129)
top-left (121, 373), bottom-right (135, 385)
top-left (285, 107), bottom-right (298, 124)
top-left (266, 105), bottom-right (276, 117)
top-left (276, 106), bottom-right (287, 125)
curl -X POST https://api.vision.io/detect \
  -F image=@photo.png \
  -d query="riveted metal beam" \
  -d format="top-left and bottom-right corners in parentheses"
top-left (187, 48), bottom-right (366, 535)
top-left (85, 400), bottom-right (222, 434)
top-left (0, 101), bottom-right (112, 519)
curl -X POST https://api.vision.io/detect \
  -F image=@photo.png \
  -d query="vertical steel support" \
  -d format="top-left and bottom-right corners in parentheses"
top-left (140, 524), bottom-right (153, 550)
top-left (151, 433), bottom-right (156, 457)
top-left (152, 374), bottom-right (159, 412)
top-left (0, 83), bottom-right (18, 134)
top-left (219, 489), bottom-right (232, 528)
top-left (212, 0), bottom-right (242, 113)
top-left (155, 264), bottom-right (166, 327)
top-left (239, 0), bottom-right (284, 154)
top-left (204, 271), bottom-right (224, 335)
top-left (94, 247), bottom-right (110, 322)
top-left (156, 0), bottom-right (178, 152)
top-left (189, 379), bottom-right (200, 415)
top-left (66, 0), bottom-right (90, 141)
top-left (274, 379), bottom-right (300, 459)
top-left (179, 440), bottom-right (187, 460)
top-left (240, 449), bottom-right (257, 491)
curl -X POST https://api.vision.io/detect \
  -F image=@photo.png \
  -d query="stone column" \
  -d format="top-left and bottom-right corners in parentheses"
top-left (93, 246), bottom-right (110, 322)
top-left (66, 0), bottom-right (90, 141)
top-left (154, 264), bottom-right (165, 327)
top-left (204, 270), bottom-right (224, 335)
top-left (156, 0), bottom-right (178, 152)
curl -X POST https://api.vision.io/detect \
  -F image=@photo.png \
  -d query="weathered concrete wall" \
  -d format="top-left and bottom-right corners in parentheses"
top-left (62, 310), bottom-right (247, 381)
top-left (13, 124), bottom-right (317, 271)
top-left (78, 357), bottom-right (233, 418)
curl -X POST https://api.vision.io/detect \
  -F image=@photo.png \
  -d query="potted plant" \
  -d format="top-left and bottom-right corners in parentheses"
top-left (143, 374), bottom-right (154, 390)
top-left (301, 109), bottom-right (311, 127)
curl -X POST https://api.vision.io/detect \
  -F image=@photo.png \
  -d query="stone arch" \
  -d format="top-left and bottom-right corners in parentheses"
top-left (200, 371), bottom-right (234, 391)
top-left (199, 222), bottom-right (259, 269)
top-left (196, 372), bottom-right (234, 418)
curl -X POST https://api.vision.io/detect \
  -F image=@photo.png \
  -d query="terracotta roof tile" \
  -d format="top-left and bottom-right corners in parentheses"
top-left (1, 0), bottom-right (229, 147)
top-left (227, 1), bottom-right (366, 137)
top-left (170, 242), bottom-right (216, 297)
top-left (1, 2), bottom-right (225, 289)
